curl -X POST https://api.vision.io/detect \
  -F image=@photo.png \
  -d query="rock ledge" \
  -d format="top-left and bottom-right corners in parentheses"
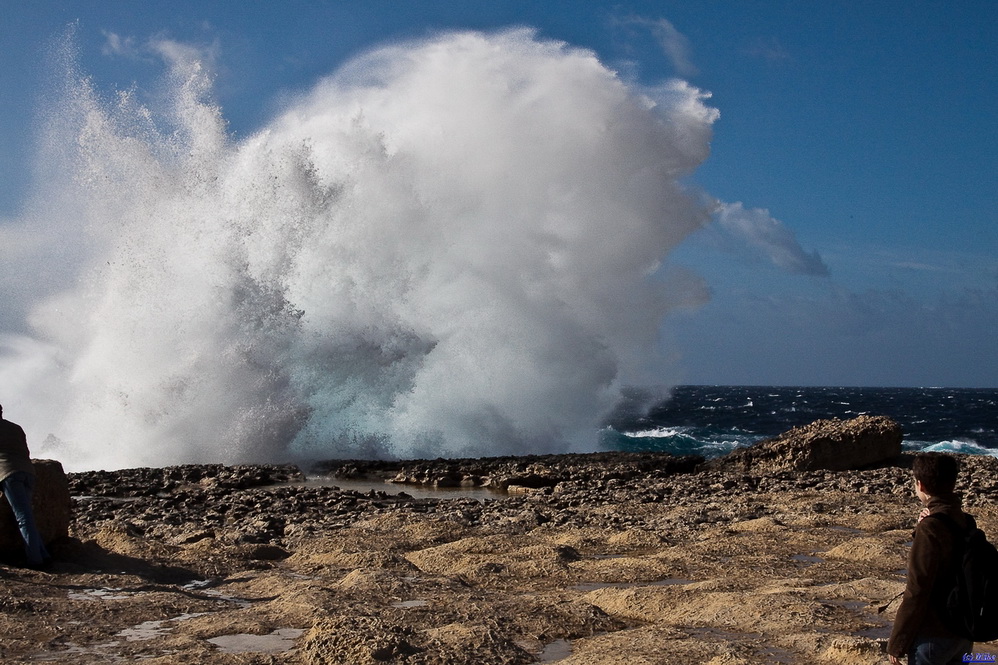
top-left (711, 414), bottom-right (903, 474)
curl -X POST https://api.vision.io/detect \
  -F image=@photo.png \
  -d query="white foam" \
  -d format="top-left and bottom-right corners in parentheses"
top-left (624, 426), bottom-right (691, 439)
top-left (2, 29), bottom-right (718, 470)
top-left (914, 439), bottom-right (998, 457)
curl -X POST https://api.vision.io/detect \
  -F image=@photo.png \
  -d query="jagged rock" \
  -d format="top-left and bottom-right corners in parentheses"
top-left (300, 615), bottom-right (422, 665)
top-left (299, 615), bottom-right (534, 665)
top-left (0, 459), bottom-right (72, 554)
top-left (324, 452), bottom-right (704, 493)
top-left (712, 415), bottom-right (903, 474)
top-left (67, 463), bottom-right (305, 497)
top-left (240, 543), bottom-right (291, 561)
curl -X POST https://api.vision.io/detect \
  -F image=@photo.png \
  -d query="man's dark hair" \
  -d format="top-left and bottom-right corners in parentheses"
top-left (913, 452), bottom-right (959, 496)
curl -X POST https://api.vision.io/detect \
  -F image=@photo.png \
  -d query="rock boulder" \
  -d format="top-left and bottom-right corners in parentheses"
top-left (0, 459), bottom-right (72, 555)
top-left (714, 415), bottom-right (903, 474)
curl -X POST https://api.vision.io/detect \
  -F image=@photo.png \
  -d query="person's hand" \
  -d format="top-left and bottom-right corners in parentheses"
top-left (917, 507), bottom-right (930, 522)
top-left (889, 654), bottom-right (903, 665)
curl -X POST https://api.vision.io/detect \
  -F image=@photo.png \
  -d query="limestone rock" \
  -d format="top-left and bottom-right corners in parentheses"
top-left (299, 615), bottom-right (533, 665)
top-left (300, 615), bottom-right (422, 665)
top-left (714, 415), bottom-right (903, 474)
top-left (0, 459), bottom-right (72, 553)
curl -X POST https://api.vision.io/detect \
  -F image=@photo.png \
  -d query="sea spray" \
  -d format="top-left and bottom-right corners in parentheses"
top-left (1, 28), bottom-right (718, 470)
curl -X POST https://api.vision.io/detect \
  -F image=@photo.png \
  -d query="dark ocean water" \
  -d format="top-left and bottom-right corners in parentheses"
top-left (601, 386), bottom-right (998, 460)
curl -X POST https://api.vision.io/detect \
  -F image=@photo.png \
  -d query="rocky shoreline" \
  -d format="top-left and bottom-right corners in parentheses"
top-left (3, 424), bottom-right (998, 663)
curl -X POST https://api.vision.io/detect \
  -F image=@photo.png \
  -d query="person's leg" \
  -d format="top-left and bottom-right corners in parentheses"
top-left (908, 635), bottom-right (974, 665)
top-left (1, 472), bottom-right (50, 566)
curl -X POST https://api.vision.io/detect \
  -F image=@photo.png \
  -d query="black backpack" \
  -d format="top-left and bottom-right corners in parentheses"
top-left (929, 512), bottom-right (998, 642)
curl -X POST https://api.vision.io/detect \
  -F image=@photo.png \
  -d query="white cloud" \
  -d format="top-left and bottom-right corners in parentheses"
top-left (614, 15), bottom-right (698, 77)
top-left (646, 18), bottom-right (698, 77)
top-left (709, 201), bottom-right (829, 276)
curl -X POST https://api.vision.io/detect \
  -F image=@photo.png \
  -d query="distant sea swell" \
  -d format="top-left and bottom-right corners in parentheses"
top-left (601, 386), bottom-right (998, 459)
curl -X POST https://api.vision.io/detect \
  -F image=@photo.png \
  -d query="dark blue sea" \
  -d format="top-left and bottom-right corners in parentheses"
top-left (601, 386), bottom-right (998, 459)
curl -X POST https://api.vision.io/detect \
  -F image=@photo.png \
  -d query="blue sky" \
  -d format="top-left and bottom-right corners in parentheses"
top-left (2, 0), bottom-right (997, 388)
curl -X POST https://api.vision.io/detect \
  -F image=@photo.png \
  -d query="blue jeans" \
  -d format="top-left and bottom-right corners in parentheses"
top-left (908, 635), bottom-right (974, 665)
top-left (2, 471), bottom-right (50, 566)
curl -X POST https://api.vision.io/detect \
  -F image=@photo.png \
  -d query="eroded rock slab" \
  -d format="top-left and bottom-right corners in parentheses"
top-left (710, 415), bottom-right (903, 474)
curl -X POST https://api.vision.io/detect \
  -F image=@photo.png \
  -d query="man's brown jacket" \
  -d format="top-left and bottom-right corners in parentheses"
top-left (888, 494), bottom-right (969, 658)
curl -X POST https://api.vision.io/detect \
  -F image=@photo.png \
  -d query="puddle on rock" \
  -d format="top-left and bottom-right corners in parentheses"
top-left (117, 613), bottom-right (208, 641)
top-left (180, 580), bottom-right (257, 609)
top-left (67, 588), bottom-right (133, 601)
top-left (43, 582), bottom-right (273, 661)
top-left (30, 642), bottom-right (125, 662)
top-left (392, 599), bottom-right (429, 608)
top-left (537, 638), bottom-right (573, 662)
top-left (208, 628), bottom-right (304, 654)
top-left (117, 620), bottom-right (170, 642)
top-left (791, 554), bottom-right (825, 565)
top-left (571, 578), bottom-right (692, 592)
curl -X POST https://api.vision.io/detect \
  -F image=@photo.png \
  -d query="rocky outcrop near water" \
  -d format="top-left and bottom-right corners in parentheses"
top-left (710, 415), bottom-right (903, 473)
top-left (1, 425), bottom-right (997, 664)
top-left (0, 459), bottom-right (71, 555)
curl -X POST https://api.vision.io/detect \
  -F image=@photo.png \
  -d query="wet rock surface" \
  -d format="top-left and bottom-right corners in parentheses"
top-left (2, 449), bottom-right (998, 663)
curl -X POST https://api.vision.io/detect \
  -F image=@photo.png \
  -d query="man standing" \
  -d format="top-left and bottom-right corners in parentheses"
top-left (0, 404), bottom-right (51, 569)
top-left (888, 453), bottom-right (974, 664)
